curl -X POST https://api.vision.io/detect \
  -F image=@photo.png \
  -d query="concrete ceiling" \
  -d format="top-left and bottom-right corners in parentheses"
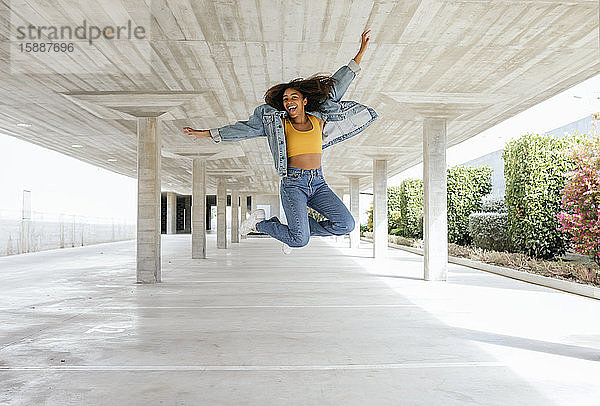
top-left (0, 0), bottom-right (598, 195)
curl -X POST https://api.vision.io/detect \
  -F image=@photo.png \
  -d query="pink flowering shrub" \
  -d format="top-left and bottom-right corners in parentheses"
top-left (557, 114), bottom-right (600, 266)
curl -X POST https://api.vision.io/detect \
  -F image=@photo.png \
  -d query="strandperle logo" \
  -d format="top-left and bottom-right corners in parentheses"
top-left (15, 20), bottom-right (146, 45)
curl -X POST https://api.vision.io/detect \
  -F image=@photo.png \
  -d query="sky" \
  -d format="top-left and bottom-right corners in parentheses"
top-left (0, 73), bottom-right (599, 223)
top-left (0, 136), bottom-right (137, 222)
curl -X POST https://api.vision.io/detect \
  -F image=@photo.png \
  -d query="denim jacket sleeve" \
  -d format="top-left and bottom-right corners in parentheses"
top-left (209, 105), bottom-right (268, 143)
top-left (328, 59), bottom-right (361, 102)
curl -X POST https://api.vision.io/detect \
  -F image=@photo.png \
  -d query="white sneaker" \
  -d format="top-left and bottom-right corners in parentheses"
top-left (281, 243), bottom-right (292, 255)
top-left (240, 209), bottom-right (266, 236)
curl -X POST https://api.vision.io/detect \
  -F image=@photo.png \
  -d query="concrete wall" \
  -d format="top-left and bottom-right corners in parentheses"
top-left (0, 216), bottom-right (135, 257)
top-left (547, 115), bottom-right (597, 139)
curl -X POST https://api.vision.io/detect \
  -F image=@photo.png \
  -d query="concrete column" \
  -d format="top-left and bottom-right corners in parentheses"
top-left (59, 214), bottom-right (65, 249)
top-left (21, 190), bottom-right (31, 253)
top-left (423, 117), bottom-right (448, 281)
top-left (231, 189), bottom-right (240, 243)
top-left (192, 159), bottom-right (206, 259)
top-left (373, 159), bottom-right (388, 258)
top-left (166, 192), bottom-right (177, 234)
top-left (270, 194), bottom-right (280, 219)
top-left (217, 176), bottom-right (228, 249)
top-left (251, 195), bottom-right (257, 212)
top-left (241, 194), bottom-right (248, 240)
top-left (20, 220), bottom-right (29, 253)
top-left (349, 177), bottom-right (360, 249)
top-left (136, 117), bottom-right (161, 283)
top-left (333, 188), bottom-right (343, 200)
top-left (332, 188), bottom-right (344, 242)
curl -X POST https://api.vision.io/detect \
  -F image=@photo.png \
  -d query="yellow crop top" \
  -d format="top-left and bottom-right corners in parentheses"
top-left (284, 114), bottom-right (323, 158)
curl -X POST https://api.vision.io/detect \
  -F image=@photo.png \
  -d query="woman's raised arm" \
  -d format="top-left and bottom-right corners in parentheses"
top-left (353, 29), bottom-right (371, 66)
top-left (327, 28), bottom-right (371, 103)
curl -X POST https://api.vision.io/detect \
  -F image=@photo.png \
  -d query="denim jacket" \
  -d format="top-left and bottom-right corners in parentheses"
top-left (209, 59), bottom-right (378, 177)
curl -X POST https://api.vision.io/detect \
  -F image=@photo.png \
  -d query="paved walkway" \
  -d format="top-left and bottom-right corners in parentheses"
top-left (1, 234), bottom-right (599, 405)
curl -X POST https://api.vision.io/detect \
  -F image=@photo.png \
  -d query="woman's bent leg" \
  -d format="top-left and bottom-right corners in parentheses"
top-left (307, 183), bottom-right (355, 236)
top-left (256, 183), bottom-right (310, 247)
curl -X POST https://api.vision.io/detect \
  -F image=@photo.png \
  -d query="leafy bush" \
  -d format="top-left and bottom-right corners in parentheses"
top-left (383, 167), bottom-right (491, 243)
top-left (398, 179), bottom-right (424, 238)
top-left (389, 211), bottom-right (402, 231)
top-left (557, 126), bottom-right (600, 266)
top-left (390, 228), bottom-right (403, 236)
top-left (447, 166), bottom-right (492, 245)
top-left (480, 196), bottom-right (507, 213)
top-left (468, 212), bottom-right (511, 252)
top-left (503, 133), bottom-right (574, 259)
top-left (307, 207), bottom-right (325, 221)
top-left (387, 187), bottom-right (402, 231)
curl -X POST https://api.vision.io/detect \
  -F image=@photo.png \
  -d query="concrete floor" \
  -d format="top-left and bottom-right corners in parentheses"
top-left (1, 234), bottom-right (599, 406)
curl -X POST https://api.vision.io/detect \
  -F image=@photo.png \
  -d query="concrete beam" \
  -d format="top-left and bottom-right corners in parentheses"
top-left (63, 91), bottom-right (203, 118)
top-left (423, 117), bottom-right (448, 281)
top-left (136, 117), bottom-right (161, 283)
top-left (331, 187), bottom-right (348, 197)
top-left (382, 92), bottom-right (495, 121)
top-left (338, 171), bottom-right (373, 178)
top-left (373, 159), bottom-right (388, 258)
top-left (192, 158), bottom-right (207, 259)
top-left (348, 146), bottom-right (406, 161)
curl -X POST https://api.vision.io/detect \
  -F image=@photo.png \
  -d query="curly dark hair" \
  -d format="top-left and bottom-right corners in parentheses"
top-left (264, 74), bottom-right (336, 112)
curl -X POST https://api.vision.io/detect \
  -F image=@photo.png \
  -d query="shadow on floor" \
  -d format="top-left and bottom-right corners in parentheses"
top-left (370, 274), bottom-right (424, 281)
top-left (454, 327), bottom-right (600, 362)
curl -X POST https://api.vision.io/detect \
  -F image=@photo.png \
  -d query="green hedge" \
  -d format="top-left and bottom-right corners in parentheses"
top-left (384, 166), bottom-right (491, 243)
top-left (390, 228), bottom-right (403, 236)
top-left (480, 196), bottom-right (507, 213)
top-left (387, 186), bottom-right (402, 231)
top-left (398, 179), bottom-right (424, 238)
top-left (503, 133), bottom-right (573, 259)
top-left (307, 207), bottom-right (325, 222)
top-left (369, 182), bottom-right (421, 236)
top-left (468, 212), bottom-right (511, 252)
top-left (447, 166), bottom-right (492, 246)
top-left (389, 210), bottom-right (402, 231)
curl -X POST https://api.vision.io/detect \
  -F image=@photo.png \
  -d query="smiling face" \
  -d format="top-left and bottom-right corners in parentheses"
top-left (282, 88), bottom-right (307, 119)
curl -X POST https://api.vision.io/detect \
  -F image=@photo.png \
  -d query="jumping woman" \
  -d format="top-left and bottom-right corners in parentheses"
top-left (183, 29), bottom-right (377, 254)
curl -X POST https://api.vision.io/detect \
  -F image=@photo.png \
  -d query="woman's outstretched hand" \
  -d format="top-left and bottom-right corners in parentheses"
top-left (183, 127), bottom-right (211, 141)
top-left (353, 29), bottom-right (371, 65)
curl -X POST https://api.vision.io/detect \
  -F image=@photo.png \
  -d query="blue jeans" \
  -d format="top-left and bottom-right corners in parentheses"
top-left (256, 166), bottom-right (355, 247)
